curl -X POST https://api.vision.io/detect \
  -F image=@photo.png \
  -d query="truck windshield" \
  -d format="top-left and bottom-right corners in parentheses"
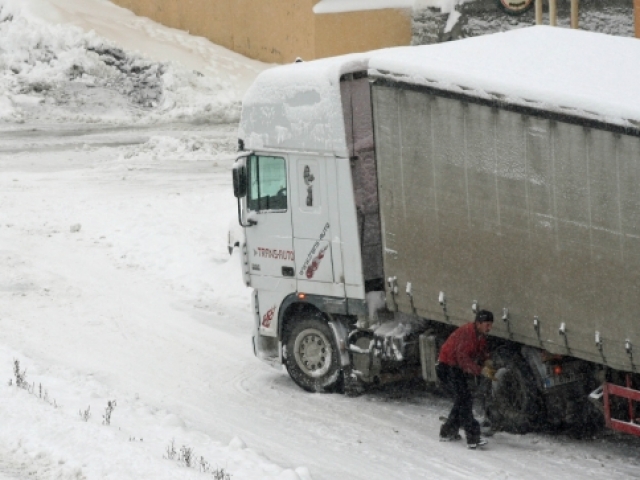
top-left (247, 155), bottom-right (287, 211)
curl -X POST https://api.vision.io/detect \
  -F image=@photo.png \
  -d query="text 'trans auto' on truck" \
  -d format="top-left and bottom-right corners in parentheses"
top-left (233, 26), bottom-right (640, 436)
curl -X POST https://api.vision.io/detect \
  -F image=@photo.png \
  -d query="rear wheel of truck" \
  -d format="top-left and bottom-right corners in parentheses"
top-left (284, 316), bottom-right (341, 393)
top-left (485, 349), bottom-right (543, 433)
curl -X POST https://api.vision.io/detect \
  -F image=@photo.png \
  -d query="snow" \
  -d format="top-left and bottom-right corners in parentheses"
top-left (244, 26), bottom-right (640, 155)
top-left (239, 53), bottom-right (369, 155)
top-left (370, 26), bottom-right (640, 127)
top-left (0, 0), bottom-right (268, 125)
top-left (312, 0), bottom-right (468, 32)
top-left (21, 0), bottom-right (266, 95)
top-left (313, 0), bottom-right (468, 14)
top-left (313, 0), bottom-right (414, 13)
top-left (1, 1), bottom-right (640, 479)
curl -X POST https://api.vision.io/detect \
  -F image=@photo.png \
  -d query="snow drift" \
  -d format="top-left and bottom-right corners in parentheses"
top-left (0, 1), bottom-right (240, 125)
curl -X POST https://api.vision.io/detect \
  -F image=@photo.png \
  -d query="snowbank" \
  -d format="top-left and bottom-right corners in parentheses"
top-left (0, 346), bottom-right (310, 480)
top-left (0, 0), bottom-right (264, 125)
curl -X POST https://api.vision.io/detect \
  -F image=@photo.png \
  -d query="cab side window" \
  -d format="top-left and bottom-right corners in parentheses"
top-left (247, 155), bottom-right (287, 212)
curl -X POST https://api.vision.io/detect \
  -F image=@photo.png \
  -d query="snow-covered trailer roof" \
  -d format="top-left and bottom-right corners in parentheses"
top-left (369, 26), bottom-right (640, 132)
top-left (239, 26), bottom-right (640, 155)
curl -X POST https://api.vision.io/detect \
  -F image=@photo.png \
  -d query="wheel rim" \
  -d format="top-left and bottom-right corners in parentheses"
top-left (293, 327), bottom-right (333, 378)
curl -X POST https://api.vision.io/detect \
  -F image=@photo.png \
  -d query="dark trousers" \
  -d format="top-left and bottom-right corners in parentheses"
top-left (436, 363), bottom-right (480, 440)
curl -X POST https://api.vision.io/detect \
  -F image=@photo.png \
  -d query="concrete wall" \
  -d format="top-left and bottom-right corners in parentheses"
top-left (109, 0), bottom-right (412, 63)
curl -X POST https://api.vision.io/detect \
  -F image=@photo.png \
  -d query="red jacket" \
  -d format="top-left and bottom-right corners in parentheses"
top-left (438, 322), bottom-right (489, 376)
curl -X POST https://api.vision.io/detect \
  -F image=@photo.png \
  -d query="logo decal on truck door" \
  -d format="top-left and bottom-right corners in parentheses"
top-left (299, 222), bottom-right (330, 277)
top-left (262, 305), bottom-right (276, 328)
top-left (305, 245), bottom-right (328, 279)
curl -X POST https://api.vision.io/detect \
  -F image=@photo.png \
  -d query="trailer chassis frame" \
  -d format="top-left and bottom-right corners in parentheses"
top-left (603, 375), bottom-right (640, 436)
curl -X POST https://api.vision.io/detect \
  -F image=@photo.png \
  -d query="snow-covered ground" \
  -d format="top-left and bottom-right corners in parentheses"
top-left (1, 1), bottom-right (640, 479)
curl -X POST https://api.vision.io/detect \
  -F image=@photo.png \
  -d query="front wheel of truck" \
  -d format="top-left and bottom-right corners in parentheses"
top-left (284, 316), bottom-right (341, 393)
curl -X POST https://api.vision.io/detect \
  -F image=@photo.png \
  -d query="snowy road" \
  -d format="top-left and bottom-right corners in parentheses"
top-left (1, 124), bottom-right (640, 479)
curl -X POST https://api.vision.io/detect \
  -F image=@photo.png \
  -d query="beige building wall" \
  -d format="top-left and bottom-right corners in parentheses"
top-left (111, 0), bottom-right (235, 50)
top-left (636, 0), bottom-right (640, 38)
top-left (109, 0), bottom-right (411, 63)
top-left (314, 8), bottom-right (412, 59)
top-left (233, 0), bottom-right (316, 63)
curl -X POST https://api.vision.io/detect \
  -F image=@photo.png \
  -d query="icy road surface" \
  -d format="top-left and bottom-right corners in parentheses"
top-left (0, 124), bottom-right (639, 479)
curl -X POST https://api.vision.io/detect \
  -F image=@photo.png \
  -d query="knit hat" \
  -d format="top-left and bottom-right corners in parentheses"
top-left (475, 310), bottom-right (494, 323)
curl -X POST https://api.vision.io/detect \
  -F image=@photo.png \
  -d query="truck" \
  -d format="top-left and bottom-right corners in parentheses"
top-left (232, 26), bottom-right (640, 435)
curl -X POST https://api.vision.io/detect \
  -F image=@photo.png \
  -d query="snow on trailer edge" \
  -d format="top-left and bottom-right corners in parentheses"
top-left (240, 27), bottom-right (640, 157)
top-left (369, 26), bottom-right (640, 129)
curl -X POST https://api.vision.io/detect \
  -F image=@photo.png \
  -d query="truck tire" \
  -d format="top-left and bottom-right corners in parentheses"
top-left (485, 349), bottom-right (543, 433)
top-left (496, 0), bottom-right (534, 16)
top-left (284, 316), bottom-right (341, 393)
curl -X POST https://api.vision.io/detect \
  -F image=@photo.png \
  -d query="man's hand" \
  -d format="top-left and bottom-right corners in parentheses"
top-left (481, 365), bottom-right (497, 381)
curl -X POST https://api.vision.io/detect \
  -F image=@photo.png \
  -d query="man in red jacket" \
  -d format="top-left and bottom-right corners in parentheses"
top-left (437, 310), bottom-right (495, 448)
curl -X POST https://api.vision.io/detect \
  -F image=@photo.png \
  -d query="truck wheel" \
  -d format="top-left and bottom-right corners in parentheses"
top-left (486, 350), bottom-right (542, 433)
top-left (496, 0), bottom-right (534, 16)
top-left (284, 316), bottom-right (341, 393)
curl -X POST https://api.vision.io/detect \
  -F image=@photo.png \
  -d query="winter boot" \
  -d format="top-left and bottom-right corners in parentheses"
top-left (466, 437), bottom-right (488, 449)
top-left (439, 424), bottom-right (461, 442)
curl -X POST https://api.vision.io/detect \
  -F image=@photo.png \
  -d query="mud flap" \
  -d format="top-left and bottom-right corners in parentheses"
top-left (419, 334), bottom-right (438, 384)
top-left (328, 319), bottom-right (350, 367)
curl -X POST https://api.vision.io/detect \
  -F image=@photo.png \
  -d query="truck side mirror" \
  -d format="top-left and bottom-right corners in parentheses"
top-left (232, 163), bottom-right (247, 198)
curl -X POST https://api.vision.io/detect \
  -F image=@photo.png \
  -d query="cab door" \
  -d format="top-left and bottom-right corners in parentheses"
top-left (290, 155), bottom-right (345, 298)
top-left (243, 154), bottom-right (295, 336)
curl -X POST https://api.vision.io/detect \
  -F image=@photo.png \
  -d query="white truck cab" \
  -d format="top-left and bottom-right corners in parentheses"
top-left (232, 54), bottom-right (397, 392)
